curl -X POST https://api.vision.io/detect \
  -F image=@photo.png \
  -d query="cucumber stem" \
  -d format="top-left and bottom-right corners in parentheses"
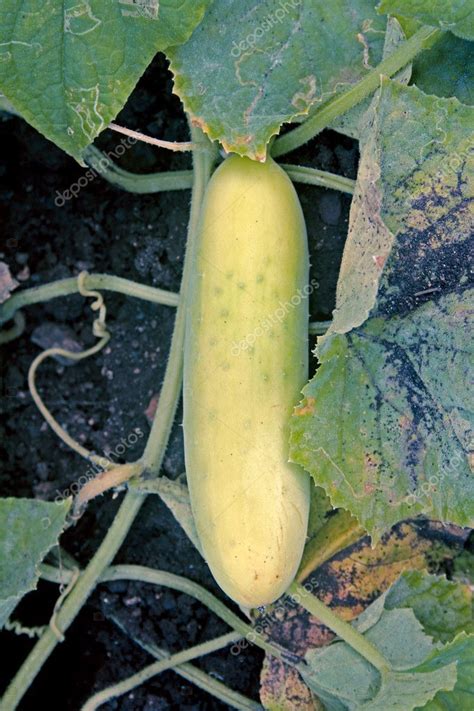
top-left (0, 273), bottom-right (179, 327)
top-left (287, 582), bottom-right (391, 673)
top-left (0, 127), bottom-right (214, 711)
top-left (272, 26), bottom-right (443, 158)
top-left (41, 563), bottom-right (303, 666)
top-left (110, 614), bottom-right (262, 710)
top-left (83, 145), bottom-right (194, 193)
top-left (282, 164), bottom-right (355, 194)
top-left (81, 632), bottom-right (241, 711)
top-left (84, 146), bottom-right (356, 196)
top-left (141, 132), bottom-right (217, 474)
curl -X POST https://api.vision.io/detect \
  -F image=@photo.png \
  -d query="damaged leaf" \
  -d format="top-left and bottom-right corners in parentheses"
top-left (258, 521), bottom-right (467, 709)
top-left (290, 81), bottom-right (474, 541)
top-left (0, 0), bottom-right (211, 162)
top-left (168, 0), bottom-right (386, 159)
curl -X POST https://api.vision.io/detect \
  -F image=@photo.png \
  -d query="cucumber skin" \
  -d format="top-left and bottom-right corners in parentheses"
top-left (183, 155), bottom-right (310, 607)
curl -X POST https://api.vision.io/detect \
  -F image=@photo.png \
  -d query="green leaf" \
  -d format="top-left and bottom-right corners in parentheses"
top-left (411, 32), bottom-right (474, 105)
top-left (303, 574), bottom-right (474, 711)
top-left (0, 0), bottom-right (211, 162)
top-left (416, 633), bottom-right (474, 710)
top-left (168, 0), bottom-right (386, 159)
top-left (385, 571), bottom-right (473, 643)
top-left (290, 81), bottom-right (474, 540)
top-left (377, 0), bottom-right (474, 40)
top-left (303, 609), bottom-right (456, 710)
top-left (0, 497), bottom-right (71, 627)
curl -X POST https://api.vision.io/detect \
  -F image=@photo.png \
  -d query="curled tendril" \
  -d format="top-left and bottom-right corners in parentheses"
top-left (27, 271), bottom-right (143, 513)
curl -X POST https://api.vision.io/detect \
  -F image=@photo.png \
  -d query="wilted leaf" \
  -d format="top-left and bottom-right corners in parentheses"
top-left (260, 655), bottom-right (319, 711)
top-left (0, 0), bottom-right (211, 162)
top-left (0, 497), bottom-right (71, 627)
top-left (290, 81), bottom-right (474, 540)
top-left (168, 0), bottom-right (386, 159)
top-left (378, 0), bottom-right (474, 41)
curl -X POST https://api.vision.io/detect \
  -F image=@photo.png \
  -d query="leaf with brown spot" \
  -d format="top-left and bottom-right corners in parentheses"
top-left (257, 520), bottom-right (467, 709)
top-left (291, 80), bottom-right (474, 541)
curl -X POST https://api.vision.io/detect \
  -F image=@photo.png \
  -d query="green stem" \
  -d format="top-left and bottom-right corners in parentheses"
top-left (110, 614), bottom-right (262, 711)
top-left (141, 129), bottom-right (215, 473)
top-left (83, 145), bottom-right (194, 193)
top-left (40, 563), bottom-right (299, 665)
top-left (287, 582), bottom-right (390, 673)
top-left (1, 491), bottom-right (146, 710)
top-left (0, 273), bottom-right (179, 327)
top-left (84, 146), bottom-right (355, 197)
top-left (1, 128), bottom-right (215, 711)
top-left (308, 320), bottom-right (332, 336)
top-left (81, 632), bottom-right (241, 711)
top-left (282, 164), bottom-right (355, 194)
top-left (272, 26), bottom-right (443, 158)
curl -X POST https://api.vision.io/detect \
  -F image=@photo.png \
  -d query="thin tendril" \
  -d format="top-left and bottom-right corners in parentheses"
top-left (108, 122), bottom-right (196, 152)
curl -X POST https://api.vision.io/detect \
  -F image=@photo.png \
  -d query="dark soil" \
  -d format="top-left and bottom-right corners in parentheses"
top-left (0, 54), bottom-right (357, 710)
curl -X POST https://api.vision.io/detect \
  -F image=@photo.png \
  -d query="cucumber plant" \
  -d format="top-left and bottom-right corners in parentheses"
top-left (0, 1), bottom-right (472, 709)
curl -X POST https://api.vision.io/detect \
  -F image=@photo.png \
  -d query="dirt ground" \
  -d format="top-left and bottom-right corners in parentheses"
top-left (0, 55), bottom-right (358, 709)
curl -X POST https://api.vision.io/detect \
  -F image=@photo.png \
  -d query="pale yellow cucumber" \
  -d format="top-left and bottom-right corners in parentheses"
top-left (183, 155), bottom-right (310, 607)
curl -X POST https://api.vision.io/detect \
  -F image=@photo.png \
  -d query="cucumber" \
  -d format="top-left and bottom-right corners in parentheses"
top-left (183, 155), bottom-right (310, 607)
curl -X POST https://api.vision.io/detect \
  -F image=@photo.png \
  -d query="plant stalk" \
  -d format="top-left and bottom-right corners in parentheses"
top-left (287, 582), bottom-right (390, 673)
top-left (0, 273), bottom-right (179, 327)
top-left (282, 164), bottom-right (355, 194)
top-left (141, 130), bottom-right (215, 473)
top-left (81, 632), bottom-right (241, 711)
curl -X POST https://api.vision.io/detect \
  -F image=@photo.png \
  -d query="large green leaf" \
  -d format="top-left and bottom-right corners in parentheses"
top-left (416, 633), bottom-right (474, 710)
top-left (290, 81), bottom-right (474, 540)
top-left (0, 497), bottom-right (71, 627)
top-left (385, 571), bottom-right (473, 643)
top-left (0, 0), bottom-right (211, 162)
top-left (302, 573), bottom-right (474, 711)
top-left (378, 0), bottom-right (474, 40)
top-left (168, 0), bottom-right (386, 160)
top-left (411, 32), bottom-right (474, 105)
top-left (303, 608), bottom-right (457, 710)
